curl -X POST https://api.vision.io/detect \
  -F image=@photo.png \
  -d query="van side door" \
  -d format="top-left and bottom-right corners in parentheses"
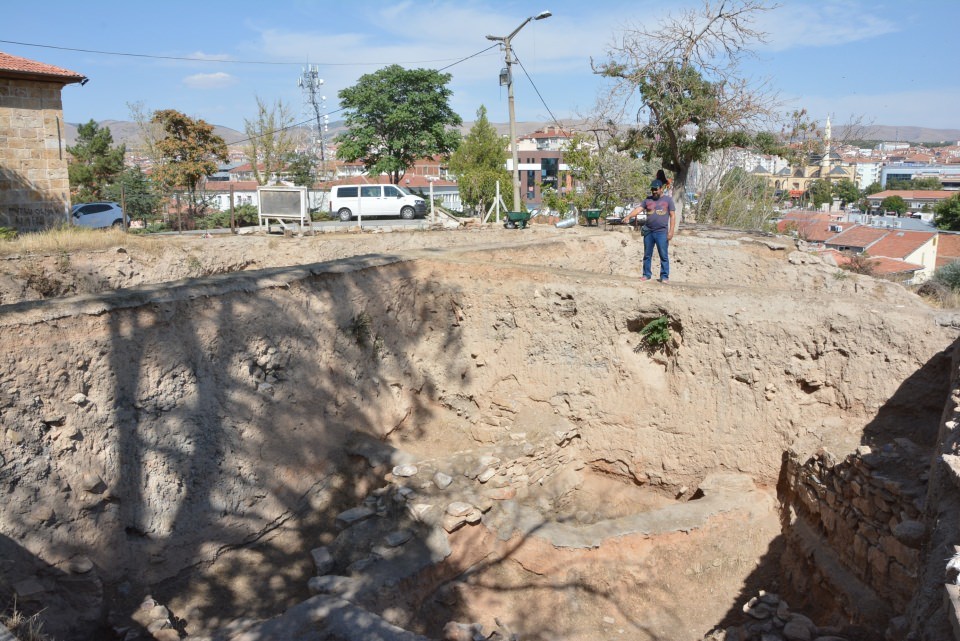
top-left (382, 185), bottom-right (406, 216)
top-left (360, 185), bottom-right (385, 216)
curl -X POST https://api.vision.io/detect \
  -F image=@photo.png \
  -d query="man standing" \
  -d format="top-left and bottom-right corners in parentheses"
top-left (640, 179), bottom-right (676, 283)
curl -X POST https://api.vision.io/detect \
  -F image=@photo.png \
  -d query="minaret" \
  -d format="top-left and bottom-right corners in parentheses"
top-left (820, 116), bottom-right (832, 172)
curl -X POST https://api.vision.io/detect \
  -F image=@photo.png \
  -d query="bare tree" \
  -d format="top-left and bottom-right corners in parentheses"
top-left (127, 101), bottom-right (167, 173)
top-left (595, 0), bottom-right (780, 221)
top-left (243, 97), bottom-right (297, 185)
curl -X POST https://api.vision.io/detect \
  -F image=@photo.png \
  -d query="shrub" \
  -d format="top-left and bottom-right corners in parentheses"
top-left (841, 253), bottom-right (876, 276)
top-left (933, 261), bottom-right (960, 291)
top-left (0, 227), bottom-right (18, 240)
top-left (639, 315), bottom-right (672, 350)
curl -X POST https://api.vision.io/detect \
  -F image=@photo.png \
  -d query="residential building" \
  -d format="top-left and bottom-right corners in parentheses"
top-left (880, 163), bottom-right (960, 188)
top-left (0, 51), bottom-right (86, 231)
top-left (866, 190), bottom-right (956, 213)
top-left (824, 225), bottom-right (937, 281)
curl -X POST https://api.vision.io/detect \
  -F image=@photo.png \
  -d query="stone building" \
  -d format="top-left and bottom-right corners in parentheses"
top-left (753, 117), bottom-right (857, 204)
top-left (0, 51), bottom-right (86, 231)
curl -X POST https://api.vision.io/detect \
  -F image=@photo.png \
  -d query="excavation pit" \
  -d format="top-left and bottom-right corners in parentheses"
top-left (0, 228), bottom-right (953, 641)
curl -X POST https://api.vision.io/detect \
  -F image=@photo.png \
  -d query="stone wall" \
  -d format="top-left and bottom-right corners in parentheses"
top-left (0, 77), bottom-right (71, 230)
top-left (779, 442), bottom-right (929, 635)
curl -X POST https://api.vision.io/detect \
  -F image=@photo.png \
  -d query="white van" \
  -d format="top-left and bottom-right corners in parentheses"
top-left (328, 184), bottom-right (427, 222)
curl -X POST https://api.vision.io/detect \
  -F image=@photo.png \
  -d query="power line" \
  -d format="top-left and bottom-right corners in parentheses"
top-left (228, 45), bottom-right (496, 148)
top-left (0, 38), bottom-right (497, 67)
top-left (513, 51), bottom-right (568, 135)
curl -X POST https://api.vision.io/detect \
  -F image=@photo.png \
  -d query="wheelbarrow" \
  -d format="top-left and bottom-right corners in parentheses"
top-left (504, 211), bottom-right (531, 229)
top-left (582, 209), bottom-right (602, 226)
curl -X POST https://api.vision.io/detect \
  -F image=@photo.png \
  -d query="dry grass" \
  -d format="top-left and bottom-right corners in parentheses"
top-left (1, 603), bottom-right (51, 641)
top-left (0, 226), bottom-right (164, 258)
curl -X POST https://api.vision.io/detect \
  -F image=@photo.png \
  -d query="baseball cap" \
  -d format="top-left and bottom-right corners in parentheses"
top-left (651, 180), bottom-right (664, 189)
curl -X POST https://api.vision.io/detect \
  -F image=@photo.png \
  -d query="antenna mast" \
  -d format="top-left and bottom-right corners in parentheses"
top-left (298, 65), bottom-right (329, 181)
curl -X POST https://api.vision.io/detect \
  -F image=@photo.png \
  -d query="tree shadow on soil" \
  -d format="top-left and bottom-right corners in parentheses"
top-left (0, 253), bottom-right (469, 639)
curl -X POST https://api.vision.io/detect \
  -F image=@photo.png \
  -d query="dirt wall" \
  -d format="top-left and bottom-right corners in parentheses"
top-left (0, 230), bottom-right (954, 639)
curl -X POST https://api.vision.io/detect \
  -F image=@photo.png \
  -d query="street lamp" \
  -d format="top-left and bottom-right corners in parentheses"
top-left (486, 10), bottom-right (552, 212)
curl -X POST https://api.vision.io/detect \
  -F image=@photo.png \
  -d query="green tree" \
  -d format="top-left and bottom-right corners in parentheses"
top-left (103, 166), bottom-right (163, 222)
top-left (286, 152), bottom-right (316, 187)
top-left (832, 178), bottom-right (859, 207)
top-left (912, 176), bottom-right (942, 190)
top-left (335, 65), bottom-right (462, 184)
top-left (151, 109), bottom-right (228, 219)
top-left (243, 96), bottom-right (296, 185)
top-left (808, 179), bottom-right (834, 208)
top-left (880, 195), bottom-right (907, 215)
top-left (934, 194), bottom-right (960, 230)
top-left (863, 181), bottom-right (883, 195)
top-left (67, 120), bottom-right (126, 202)
top-left (595, 0), bottom-right (775, 219)
top-left (562, 124), bottom-right (652, 213)
top-left (447, 106), bottom-right (509, 215)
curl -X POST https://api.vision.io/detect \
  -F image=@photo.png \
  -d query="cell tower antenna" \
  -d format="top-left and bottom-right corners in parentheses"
top-left (299, 64), bottom-right (329, 180)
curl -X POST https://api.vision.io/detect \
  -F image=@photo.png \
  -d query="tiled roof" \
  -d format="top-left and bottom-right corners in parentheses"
top-left (826, 250), bottom-right (922, 275)
top-left (825, 225), bottom-right (888, 250)
top-left (0, 51), bottom-right (86, 83)
top-left (867, 230), bottom-right (936, 260)
top-left (868, 190), bottom-right (954, 201)
top-left (936, 233), bottom-right (960, 268)
top-left (863, 256), bottom-right (924, 275)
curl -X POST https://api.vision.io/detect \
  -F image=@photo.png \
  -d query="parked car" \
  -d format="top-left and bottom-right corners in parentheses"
top-left (72, 202), bottom-right (125, 229)
top-left (328, 184), bottom-right (426, 222)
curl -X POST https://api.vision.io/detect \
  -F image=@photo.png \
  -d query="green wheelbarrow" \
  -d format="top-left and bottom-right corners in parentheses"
top-left (582, 209), bottom-right (602, 226)
top-left (504, 211), bottom-right (531, 229)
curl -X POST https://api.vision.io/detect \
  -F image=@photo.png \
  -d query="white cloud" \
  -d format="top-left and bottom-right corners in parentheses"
top-left (183, 72), bottom-right (237, 89)
top-left (186, 51), bottom-right (233, 62)
top-left (755, 2), bottom-right (899, 52)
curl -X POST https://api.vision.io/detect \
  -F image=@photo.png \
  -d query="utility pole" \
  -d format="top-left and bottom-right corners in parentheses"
top-left (487, 10), bottom-right (552, 212)
top-left (298, 65), bottom-right (329, 181)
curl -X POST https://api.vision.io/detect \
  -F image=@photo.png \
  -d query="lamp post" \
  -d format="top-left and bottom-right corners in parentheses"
top-left (487, 10), bottom-right (552, 212)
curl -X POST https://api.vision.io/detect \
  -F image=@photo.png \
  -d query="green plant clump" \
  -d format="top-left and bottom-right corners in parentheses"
top-left (933, 261), bottom-right (960, 290)
top-left (0, 227), bottom-right (18, 240)
top-left (640, 315), bottom-right (671, 349)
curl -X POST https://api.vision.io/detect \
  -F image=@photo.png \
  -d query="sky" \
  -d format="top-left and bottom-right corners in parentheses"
top-left (3, 0), bottom-right (960, 135)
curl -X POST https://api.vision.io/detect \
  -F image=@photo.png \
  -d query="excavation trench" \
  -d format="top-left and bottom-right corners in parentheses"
top-left (0, 230), bottom-right (954, 641)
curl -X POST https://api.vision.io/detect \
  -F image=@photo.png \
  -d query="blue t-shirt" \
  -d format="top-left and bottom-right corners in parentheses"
top-left (642, 194), bottom-right (676, 232)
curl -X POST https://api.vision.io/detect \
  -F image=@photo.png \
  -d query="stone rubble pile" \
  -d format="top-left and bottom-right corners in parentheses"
top-left (703, 590), bottom-right (870, 641)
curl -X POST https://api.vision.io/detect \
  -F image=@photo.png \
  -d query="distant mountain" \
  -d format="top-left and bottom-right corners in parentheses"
top-left (835, 124), bottom-right (960, 144)
top-left (64, 119), bottom-right (960, 150)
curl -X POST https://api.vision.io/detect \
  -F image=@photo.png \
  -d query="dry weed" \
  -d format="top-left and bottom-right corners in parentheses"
top-left (1, 602), bottom-right (51, 641)
top-left (0, 226), bottom-right (162, 258)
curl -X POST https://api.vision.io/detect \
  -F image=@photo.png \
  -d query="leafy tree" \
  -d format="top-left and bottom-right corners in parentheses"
top-left (888, 176), bottom-right (942, 191)
top-left (562, 124), bottom-right (652, 213)
top-left (595, 0), bottom-right (776, 219)
top-left (911, 176), bottom-right (942, 190)
top-left (808, 179), bottom-right (833, 209)
top-left (67, 120), bottom-right (126, 202)
top-left (934, 194), bottom-right (960, 230)
top-left (335, 65), bottom-right (461, 184)
top-left (103, 166), bottom-right (163, 222)
top-left (151, 109), bottom-right (228, 218)
top-left (286, 152), bottom-right (316, 187)
top-left (447, 106), bottom-right (509, 215)
top-left (863, 181), bottom-right (883, 195)
top-left (243, 96), bottom-right (296, 185)
top-left (832, 178), bottom-right (859, 207)
top-left (880, 195), bottom-right (907, 215)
